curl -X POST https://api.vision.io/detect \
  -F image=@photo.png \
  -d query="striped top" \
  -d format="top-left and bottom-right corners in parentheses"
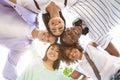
top-left (68, 0), bottom-right (120, 48)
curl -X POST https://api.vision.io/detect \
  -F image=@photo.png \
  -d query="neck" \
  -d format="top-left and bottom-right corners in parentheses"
top-left (46, 2), bottom-right (60, 18)
top-left (43, 60), bottom-right (54, 71)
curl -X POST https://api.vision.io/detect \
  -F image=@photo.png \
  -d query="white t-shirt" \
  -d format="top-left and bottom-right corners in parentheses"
top-left (75, 45), bottom-right (120, 80)
top-left (16, 0), bottom-right (67, 13)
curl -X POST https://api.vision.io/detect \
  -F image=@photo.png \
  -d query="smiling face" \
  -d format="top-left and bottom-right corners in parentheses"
top-left (38, 31), bottom-right (57, 43)
top-left (65, 48), bottom-right (82, 61)
top-left (62, 26), bottom-right (82, 45)
top-left (46, 44), bottom-right (60, 62)
top-left (48, 17), bottom-right (65, 36)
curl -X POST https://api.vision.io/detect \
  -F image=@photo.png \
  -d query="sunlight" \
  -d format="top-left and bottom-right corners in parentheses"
top-left (0, 26), bottom-right (120, 79)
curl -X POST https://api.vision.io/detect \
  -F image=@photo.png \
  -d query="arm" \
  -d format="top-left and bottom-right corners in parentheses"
top-left (9, 0), bottom-right (16, 3)
top-left (89, 41), bottom-right (120, 57)
top-left (92, 34), bottom-right (120, 57)
top-left (69, 70), bottom-right (88, 80)
top-left (105, 42), bottom-right (120, 57)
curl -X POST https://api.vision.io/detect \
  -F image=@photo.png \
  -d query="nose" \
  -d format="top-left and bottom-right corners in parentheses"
top-left (52, 19), bottom-right (61, 25)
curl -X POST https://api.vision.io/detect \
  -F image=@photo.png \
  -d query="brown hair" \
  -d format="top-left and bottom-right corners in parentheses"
top-left (60, 43), bottom-right (83, 65)
top-left (42, 43), bottom-right (61, 70)
top-left (42, 11), bottom-right (66, 37)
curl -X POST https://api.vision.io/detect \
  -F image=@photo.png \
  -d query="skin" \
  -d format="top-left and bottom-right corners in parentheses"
top-left (10, 0), bottom-right (16, 3)
top-left (64, 47), bottom-right (88, 80)
top-left (65, 42), bottom-right (119, 79)
top-left (62, 25), bottom-right (120, 57)
top-left (65, 48), bottom-right (82, 60)
top-left (46, 2), bottom-right (65, 36)
top-left (105, 42), bottom-right (120, 57)
top-left (10, 0), bottom-right (65, 36)
top-left (89, 41), bottom-right (120, 57)
top-left (43, 45), bottom-right (59, 71)
top-left (62, 26), bottom-right (82, 45)
top-left (10, 0), bottom-right (119, 56)
top-left (69, 70), bottom-right (88, 80)
top-left (32, 28), bottom-right (57, 44)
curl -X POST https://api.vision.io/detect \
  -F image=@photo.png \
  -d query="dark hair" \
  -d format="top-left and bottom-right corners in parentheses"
top-left (111, 69), bottom-right (120, 80)
top-left (73, 18), bottom-right (89, 35)
top-left (42, 11), bottom-right (66, 37)
top-left (60, 43), bottom-right (84, 65)
top-left (42, 43), bottom-right (61, 70)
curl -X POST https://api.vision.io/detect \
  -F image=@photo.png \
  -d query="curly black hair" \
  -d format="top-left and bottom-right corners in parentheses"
top-left (73, 18), bottom-right (89, 35)
top-left (60, 42), bottom-right (84, 65)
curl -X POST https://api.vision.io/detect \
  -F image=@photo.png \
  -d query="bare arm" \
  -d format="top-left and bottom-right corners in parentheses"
top-left (69, 70), bottom-right (88, 80)
top-left (89, 41), bottom-right (120, 57)
top-left (9, 0), bottom-right (16, 3)
top-left (105, 42), bottom-right (120, 57)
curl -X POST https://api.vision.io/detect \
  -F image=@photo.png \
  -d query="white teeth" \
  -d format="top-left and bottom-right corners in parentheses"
top-left (50, 54), bottom-right (54, 57)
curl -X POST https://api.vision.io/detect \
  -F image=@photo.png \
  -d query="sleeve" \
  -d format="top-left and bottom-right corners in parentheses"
top-left (17, 57), bottom-right (42, 80)
top-left (75, 64), bottom-right (90, 78)
top-left (0, 0), bottom-right (10, 6)
top-left (17, 66), bottom-right (34, 80)
top-left (94, 34), bottom-right (112, 49)
top-left (66, 0), bottom-right (77, 7)
top-left (66, 7), bottom-right (88, 29)
top-left (14, 5), bottom-right (37, 26)
top-left (6, 0), bottom-right (37, 26)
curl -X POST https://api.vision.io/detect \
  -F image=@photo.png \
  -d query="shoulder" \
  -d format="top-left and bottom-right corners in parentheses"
top-left (66, 0), bottom-right (77, 7)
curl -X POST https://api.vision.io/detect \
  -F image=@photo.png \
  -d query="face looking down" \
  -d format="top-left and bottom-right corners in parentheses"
top-left (38, 31), bottom-right (57, 43)
top-left (65, 48), bottom-right (82, 61)
top-left (62, 26), bottom-right (82, 45)
top-left (48, 17), bottom-right (65, 36)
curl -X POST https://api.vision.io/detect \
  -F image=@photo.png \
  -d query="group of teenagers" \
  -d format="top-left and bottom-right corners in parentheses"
top-left (0, 0), bottom-right (120, 80)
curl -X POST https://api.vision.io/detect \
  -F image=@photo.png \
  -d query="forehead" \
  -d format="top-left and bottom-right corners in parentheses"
top-left (65, 48), bottom-right (72, 54)
top-left (50, 45), bottom-right (59, 49)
